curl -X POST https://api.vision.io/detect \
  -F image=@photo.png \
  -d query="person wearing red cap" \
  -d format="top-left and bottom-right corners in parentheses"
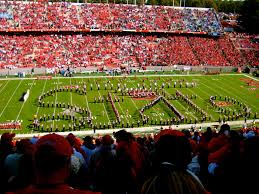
top-left (11, 134), bottom-right (100, 194)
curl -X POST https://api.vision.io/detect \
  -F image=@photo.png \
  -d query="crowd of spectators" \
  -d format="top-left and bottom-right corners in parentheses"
top-left (0, 2), bottom-right (221, 35)
top-left (0, 34), bottom-right (249, 69)
top-left (0, 2), bottom-right (257, 68)
top-left (229, 32), bottom-right (259, 67)
top-left (0, 124), bottom-right (258, 194)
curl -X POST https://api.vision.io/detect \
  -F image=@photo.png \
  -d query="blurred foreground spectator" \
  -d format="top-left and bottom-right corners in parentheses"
top-left (8, 134), bottom-right (100, 194)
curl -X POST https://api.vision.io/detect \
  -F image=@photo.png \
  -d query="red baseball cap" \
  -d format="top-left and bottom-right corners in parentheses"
top-left (154, 129), bottom-right (185, 142)
top-left (36, 133), bottom-right (73, 157)
top-left (102, 134), bottom-right (113, 146)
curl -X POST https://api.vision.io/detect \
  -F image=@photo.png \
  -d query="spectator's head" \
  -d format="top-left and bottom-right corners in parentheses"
top-left (83, 135), bottom-right (94, 149)
top-left (113, 129), bottom-right (134, 143)
top-left (66, 133), bottom-right (76, 147)
top-left (102, 134), bottom-right (113, 146)
top-left (154, 129), bottom-right (192, 169)
top-left (141, 163), bottom-right (207, 194)
top-left (95, 137), bottom-right (102, 147)
top-left (1, 132), bottom-right (15, 146)
top-left (16, 138), bottom-right (34, 155)
top-left (219, 124), bottom-right (231, 136)
top-left (34, 134), bottom-right (73, 185)
top-left (142, 131), bottom-right (206, 194)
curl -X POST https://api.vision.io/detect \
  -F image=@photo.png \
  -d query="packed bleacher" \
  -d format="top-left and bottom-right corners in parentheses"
top-left (0, 2), bottom-right (257, 69)
top-left (229, 33), bottom-right (259, 67)
top-left (0, 1), bottom-right (221, 35)
top-left (0, 34), bottom-right (250, 68)
top-left (0, 124), bottom-right (258, 194)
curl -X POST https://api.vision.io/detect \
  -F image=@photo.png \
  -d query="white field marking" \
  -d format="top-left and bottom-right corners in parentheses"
top-left (6, 118), bottom-right (259, 138)
top-left (0, 80), bottom-right (10, 94)
top-left (243, 74), bottom-right (259, 81)
top-left (112, 93), bottom-right (129, 123)
top-left (134, 77), bottom-right (163, 120)
top-left (94, 78), bottom-right (110, 123)
top-left (219, 76), bottom-right (258, 108)
top-left (160, 76), bottom-right (216, 121)
top-left (163, 89), bottom-right (198, 120)
top-left (0, 73), bottom-right (245, 81)
top-left (160, 77), bottom-right (206, 119)
top-left (222, 75), bottom-right (258, 93)
top-left (35, 79), bottom-right (47, 115)
top-left (189, 80), bottom-right (231, 118)
top-left (69, 77), bottom-right (73, 104)
top-left (16, 80), bottom-right (36, 121)
top-left (0, 80), bottom-right (23, 118)
top-left (199, 76), bottom-right (258, 110)
top-left (114, 77), bottom-right (138, 110)
top-left (52, 77), bottom-right (59, 126)
top-left (81, 78), bottom-right (90, 110)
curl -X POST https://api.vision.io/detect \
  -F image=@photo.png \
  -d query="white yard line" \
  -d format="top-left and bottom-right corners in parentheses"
top-left (69, 77), bottom-right (73, 104)
top-left (114, 77), bottom-right (138, 110)
top-left (52, 77), bottom-right (59, 126)
top-left (129, 94), bottom-right (138, 109)
top-left (0, 80), bottom-right (23, 118)
top-left (94, 78), bottom-right (110, 123)
top-left (112, 93), bottom-right (129, 123)
top-left (135, 77), bottom-right (163, 120)
top-left (185, 88), bottom-right (216, 120)
top-left (243, 74), bottom-right (259, 81)
top-left (0, 80), bottom-right (10, 94)
top-left (16, 80), bottom-right (35, 121)
top-left (199, 77), bottom-right (258, 110)
top-left (220, 76), bottom-right (259, 109)
top-left (36, 80), bottom-right (47, 115)
top-left (81, 78), bottom-right (90, 110)
top-left (187, 81), bottom-right (236, 117)
top-left (161, 77), bottom-right (215, 120)
top-left (0, 73), bottom-right (246, 81)
top-left (163, 89), bottom-right (198, 120)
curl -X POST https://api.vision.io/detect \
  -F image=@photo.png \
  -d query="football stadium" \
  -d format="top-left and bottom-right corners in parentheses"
top-left (0, 1), bottom-right (258, 194)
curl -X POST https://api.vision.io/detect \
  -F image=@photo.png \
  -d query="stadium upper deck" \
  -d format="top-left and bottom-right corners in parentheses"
top-left (0, 1), bottom-right (221, 36)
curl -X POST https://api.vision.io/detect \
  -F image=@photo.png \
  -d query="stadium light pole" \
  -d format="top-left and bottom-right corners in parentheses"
top-left (180, 0), bottom-right (181, 7)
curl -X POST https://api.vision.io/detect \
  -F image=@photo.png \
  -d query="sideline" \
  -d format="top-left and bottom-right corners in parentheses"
top-left (0, 73), bottom-right (249, 81)
top-left (243, 74), bottom-right (259, 81)
top-left (4, 119), bottom-right (259, 139)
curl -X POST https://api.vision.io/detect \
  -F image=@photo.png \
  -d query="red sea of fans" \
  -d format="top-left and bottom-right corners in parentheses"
top-left (1, 34), bottom-right (257, 69)
top-left (0, 2), bottom-right (221, 34)
top-left (0, 2), bottom-right (258, 69)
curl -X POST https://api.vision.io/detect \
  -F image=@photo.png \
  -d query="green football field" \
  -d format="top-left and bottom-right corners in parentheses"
top-left (0, 73), bottom-right (258, 134)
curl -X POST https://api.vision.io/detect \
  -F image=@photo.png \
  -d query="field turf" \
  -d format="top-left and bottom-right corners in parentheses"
top-left (0, 74), bottom-right (258, 134)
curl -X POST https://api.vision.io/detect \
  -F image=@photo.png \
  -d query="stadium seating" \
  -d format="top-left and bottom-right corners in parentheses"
top-left (0, 34), bottom-right (251, 68)
top-left (0, 2), bottom-right (257, 69)
top-left (0, 2), bottom-right (221, 35)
